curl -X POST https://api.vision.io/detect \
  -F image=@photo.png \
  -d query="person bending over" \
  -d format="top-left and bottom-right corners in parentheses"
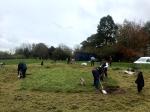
top-left (18, 62), bottom-right (27, 78)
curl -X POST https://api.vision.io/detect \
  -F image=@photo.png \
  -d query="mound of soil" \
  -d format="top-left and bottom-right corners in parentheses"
top-left (104, 86), bottom-right (126, 94)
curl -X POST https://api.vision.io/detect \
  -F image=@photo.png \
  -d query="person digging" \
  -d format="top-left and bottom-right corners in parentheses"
top-left (92, 67), bottom-right (107, 94)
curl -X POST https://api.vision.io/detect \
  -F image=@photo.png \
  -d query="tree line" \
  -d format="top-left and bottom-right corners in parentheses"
top-left (80, 15), bottom-right (150, 61)
top-left (0, 15), bottom-right (150, 61)
top-left (0, 43), bottom-right (73, 61)
top-left (14, 43), bottom-right (72, 60)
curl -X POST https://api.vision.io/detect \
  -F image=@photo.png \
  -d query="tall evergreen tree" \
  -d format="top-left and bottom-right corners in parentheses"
top-left (97, 15), bottom-right (118, 45)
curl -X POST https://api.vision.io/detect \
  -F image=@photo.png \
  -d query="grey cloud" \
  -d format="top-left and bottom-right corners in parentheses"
top-left (0, 0), bottom-right (150, 51)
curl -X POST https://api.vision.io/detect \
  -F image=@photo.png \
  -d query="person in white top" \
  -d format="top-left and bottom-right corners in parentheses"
top-left (90, 56), bottom-right (95, 66)
top-left (101, 60), bottom-right (109, 78)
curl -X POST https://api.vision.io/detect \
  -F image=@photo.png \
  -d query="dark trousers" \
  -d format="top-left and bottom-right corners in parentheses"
top-left (100, 73), bottom-right (104, 81)
top-left (91, 61), bottom-right (94, 66)
top-left (104, 68), bottom-right (108, 77)
top-left (92, 69), bottom-right (100, 89)
top-left (137, 85), bottom-right (143, 93)
top-left (22, 70), bottom-right (26, 78)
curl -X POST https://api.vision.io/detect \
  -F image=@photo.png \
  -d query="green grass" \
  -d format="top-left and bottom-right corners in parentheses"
top-left (21, 63), bottom-right (95, 92)
top-left (0, 59), bottom-right (44, 65)
top-left (1, 59), bottom-right (150, 112)
top-left (112, 62), bottom-right (150, 70)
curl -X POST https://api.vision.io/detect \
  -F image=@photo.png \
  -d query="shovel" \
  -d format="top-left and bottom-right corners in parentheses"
top-left (99, 81), bottom-right (107, 94)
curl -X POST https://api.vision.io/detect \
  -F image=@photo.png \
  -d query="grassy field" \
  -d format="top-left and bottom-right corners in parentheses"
top-left (0, 59), bottom-right (150, 112)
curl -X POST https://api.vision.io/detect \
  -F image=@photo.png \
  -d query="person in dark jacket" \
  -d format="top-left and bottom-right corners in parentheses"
top-left (135, 71), bottom-right (144, 93)
top-left (92, 67), bottom-right (103, 90)
top-left (90, 56), bottom-right (95, 66)
top-left (67, 57), bottom-right (71, 64)
top-left (18, 62), bottom-right (27, 78)
top-left (41, 60), bottom-right (44, 66)
top-left (100, 59), bottom-right (109, 78)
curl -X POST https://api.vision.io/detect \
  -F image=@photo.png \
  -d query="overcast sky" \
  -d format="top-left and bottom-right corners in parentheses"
top-left (0, 0), bottom-right (150, 51)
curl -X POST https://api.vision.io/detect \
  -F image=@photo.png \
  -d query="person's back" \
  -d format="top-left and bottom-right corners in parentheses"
top-left (100, 61), bottom-right (109, 78)
top-left (92, 68), bottom-right (100, 89)
top-left (91, 57), bottom-right (95, 66)
top-left (18, 62), bottom-right (27, 78)
top-left (97, 66), bottom-right (104, 81)
top-left (135, 71), bottom-right (144, 93)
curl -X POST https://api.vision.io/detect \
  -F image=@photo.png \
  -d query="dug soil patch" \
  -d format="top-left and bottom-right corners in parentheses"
top-left (105, 86), bottom-right (126, 94)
